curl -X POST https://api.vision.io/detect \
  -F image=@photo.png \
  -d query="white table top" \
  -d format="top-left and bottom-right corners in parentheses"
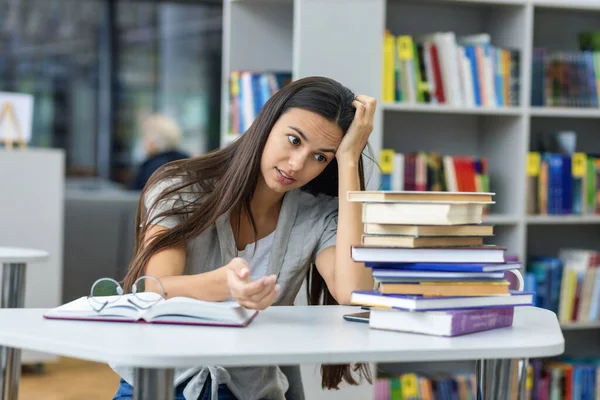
top-left (0, 247), bottom-right (49, 263)
top-left (0, 306), bottom-right (564, 368)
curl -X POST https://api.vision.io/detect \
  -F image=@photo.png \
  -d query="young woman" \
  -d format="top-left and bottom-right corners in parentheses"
top-left (112, 76), bottom-right (376, 400)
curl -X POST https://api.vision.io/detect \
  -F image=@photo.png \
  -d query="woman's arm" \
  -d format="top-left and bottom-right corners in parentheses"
top-left (142, 225), bottom-right (279, 308)
top-left (143, 225), bottom-right (232, 301)
top-left (315, 95), bottom-right (377, 305)
top-left (314, 161), bottom-right (374, 305)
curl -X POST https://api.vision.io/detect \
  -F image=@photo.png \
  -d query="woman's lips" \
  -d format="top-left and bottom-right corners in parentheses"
top-left (276, 168), bottom-right (295, 185)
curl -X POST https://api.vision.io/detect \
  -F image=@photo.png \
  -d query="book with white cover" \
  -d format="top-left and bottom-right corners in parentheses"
top-left (43, 294), bottom-right (258, 327)
top-left (362, 202), bottom-right (484, 225)
top-left (352, 245), bottom-right (506, 263)
top-left (368, 306), bottom-right (515, 337)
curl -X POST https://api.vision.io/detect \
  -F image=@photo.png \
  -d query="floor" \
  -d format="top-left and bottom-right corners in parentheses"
top-left (18, 358), bottom-right (373, 400)
top-left (20, 358), bottom-right (121, 400)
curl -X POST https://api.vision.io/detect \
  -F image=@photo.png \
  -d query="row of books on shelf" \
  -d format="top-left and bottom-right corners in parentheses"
top-left (378, 148), bottom-right (600, 218)
top-left (532, 31), bottom-right (600, 108)
top-left (345, 190), bottom-right (532, 337)
top-left (379, 150), bottom-right (490, 199)
top-left (227, 71), bottom-right (292, 135)
top-left (374, 358), bottom-right (600, 400)
top-left (527, 151), bottom-right (600, 216)
top-left (528, 358), bottom-right (600, 400)
top-left (525, 249), bottom-right (600, 324)
top-left (382, 31), bottom-right (520, 108)
top-left (531, 50), bottom-right (600, 108)
top-left (374, 372), bottom-right (476, 400)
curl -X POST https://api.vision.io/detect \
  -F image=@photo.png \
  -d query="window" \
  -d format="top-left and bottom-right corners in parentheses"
top-left (0, 0), bottom-right (222, 185)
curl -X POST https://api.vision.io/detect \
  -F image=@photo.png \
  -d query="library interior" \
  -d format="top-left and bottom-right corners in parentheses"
top-left (1, 0), bottom-right (599, 399)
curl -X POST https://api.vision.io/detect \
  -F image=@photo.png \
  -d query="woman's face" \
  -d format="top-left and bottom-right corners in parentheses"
top-left (260, 107), bottom-right (343, 194)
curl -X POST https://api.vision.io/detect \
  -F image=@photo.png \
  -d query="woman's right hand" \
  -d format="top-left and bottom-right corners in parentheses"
top-left (225, 258), bottom-right (280, 310)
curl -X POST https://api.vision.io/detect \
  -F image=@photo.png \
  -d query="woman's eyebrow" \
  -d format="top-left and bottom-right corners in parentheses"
top-left (288, 126), bottom-right (336, 153)
top-left (288, 126), bottom-right (308, 141)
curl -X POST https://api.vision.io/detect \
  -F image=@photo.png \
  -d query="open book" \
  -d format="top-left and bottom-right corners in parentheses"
top-left (43, 294), bottom-right (258, 327)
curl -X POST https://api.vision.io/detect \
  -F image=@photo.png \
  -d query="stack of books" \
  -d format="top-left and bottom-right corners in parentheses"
top-left (348, 190), bottom-right (533, 337)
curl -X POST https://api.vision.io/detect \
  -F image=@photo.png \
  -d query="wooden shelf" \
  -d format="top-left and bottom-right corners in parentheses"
top-left (530, 107), bottom-right (600, 119)
top-left (382, 103), bottom-right (523, 116)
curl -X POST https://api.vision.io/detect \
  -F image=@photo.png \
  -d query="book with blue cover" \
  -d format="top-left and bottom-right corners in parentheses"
top-left (372, 269), bottom-right (507, 283)
top-left (366, 261), bottom-right (521, 272)
top-left (350, 290), bottom-right (533, 311)
top-left (352, 245), bottom-right (506, 263)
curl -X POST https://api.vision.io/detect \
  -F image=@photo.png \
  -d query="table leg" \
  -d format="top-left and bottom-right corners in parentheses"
top-left (0, 263), bottom-right (26, 400)
top-left (476, 358), bottom-right (529, 400)
top-left (133, 368), bottom-right (174, 400)
top-left (517, 359), bottom-right (529, 400)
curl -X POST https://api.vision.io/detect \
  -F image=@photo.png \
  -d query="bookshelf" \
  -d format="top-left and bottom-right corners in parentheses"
top-left (221, 0), bottom-right (600, 397)
top-left (220, 0), bottom-right (384, 153)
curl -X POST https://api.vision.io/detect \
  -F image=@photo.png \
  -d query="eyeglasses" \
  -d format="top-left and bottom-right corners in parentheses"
top-left (87, 275), bottom-right (167, 312)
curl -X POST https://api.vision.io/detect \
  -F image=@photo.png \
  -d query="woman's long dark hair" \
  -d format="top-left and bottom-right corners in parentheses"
top-left (123, 76), bottom-right (372, 390)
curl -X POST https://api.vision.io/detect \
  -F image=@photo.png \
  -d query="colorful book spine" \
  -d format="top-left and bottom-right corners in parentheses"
top-left (526, 358), bottom-right (600, 400)
top-left (381, 31), bottom-right (520, 107)
top-left (228, 71), bottom-right (292, 135)
top-left (531, 49), bottom-right (600, 107)
top-left (378, 149), bottom-right (489, 202)
top-left (527, 151), bottom-right (600, 216)
top-left (375, 372), bottom-right (476, 399)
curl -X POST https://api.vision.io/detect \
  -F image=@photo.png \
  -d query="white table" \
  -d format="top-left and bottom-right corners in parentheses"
top-left (0, 247), bottom-right (48, 400)
top-left (0, 305), bottom-right (563, 400)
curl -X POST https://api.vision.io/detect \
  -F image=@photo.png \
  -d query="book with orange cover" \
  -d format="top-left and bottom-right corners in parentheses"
top-left (378, 280), bottom-right (510, 296)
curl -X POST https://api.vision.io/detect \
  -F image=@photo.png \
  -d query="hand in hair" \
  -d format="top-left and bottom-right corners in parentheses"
top-left (336, 94), bottom-right (376, 163)
top-left (226, 258), bottom-right (281, 310)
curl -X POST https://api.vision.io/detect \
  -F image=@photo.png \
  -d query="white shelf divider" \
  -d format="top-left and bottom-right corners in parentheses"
top-left (527, 215), bottom-right (600, 224)
top-left (383, 102), bottom-right (524, 116)
top-left (532, 0), bottom-right (600, 11)
top-left (530, 106), bottom-right (600, 118)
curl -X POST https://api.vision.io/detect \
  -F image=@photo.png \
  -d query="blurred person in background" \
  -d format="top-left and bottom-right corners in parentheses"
top-left (130, 114), bottom-right (190, 191)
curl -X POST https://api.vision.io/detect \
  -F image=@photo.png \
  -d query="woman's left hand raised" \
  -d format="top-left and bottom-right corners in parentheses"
top-left (336, 94), bottom-right (377, 164)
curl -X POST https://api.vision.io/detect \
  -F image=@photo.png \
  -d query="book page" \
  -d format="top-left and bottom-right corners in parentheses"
top-left (144, 297), bottom-right (248, 323)
top-left (48, 295), bottom-right (144, 320)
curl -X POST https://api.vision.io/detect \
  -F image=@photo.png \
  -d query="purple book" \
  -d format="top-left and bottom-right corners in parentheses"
top-left (374, 378), bottom-right (391, 400)
top-left (368, 306), bottom-right (515, 337)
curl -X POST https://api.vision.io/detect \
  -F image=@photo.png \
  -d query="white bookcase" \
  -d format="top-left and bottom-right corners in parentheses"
top-left (221, 0), bottom-right (600, 396)
top-left (222, 2), bottom-right (385, 398)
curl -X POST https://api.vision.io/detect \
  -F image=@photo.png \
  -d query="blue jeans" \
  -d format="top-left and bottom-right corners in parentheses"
top-left (113, 374), bottom-right (237, 400)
